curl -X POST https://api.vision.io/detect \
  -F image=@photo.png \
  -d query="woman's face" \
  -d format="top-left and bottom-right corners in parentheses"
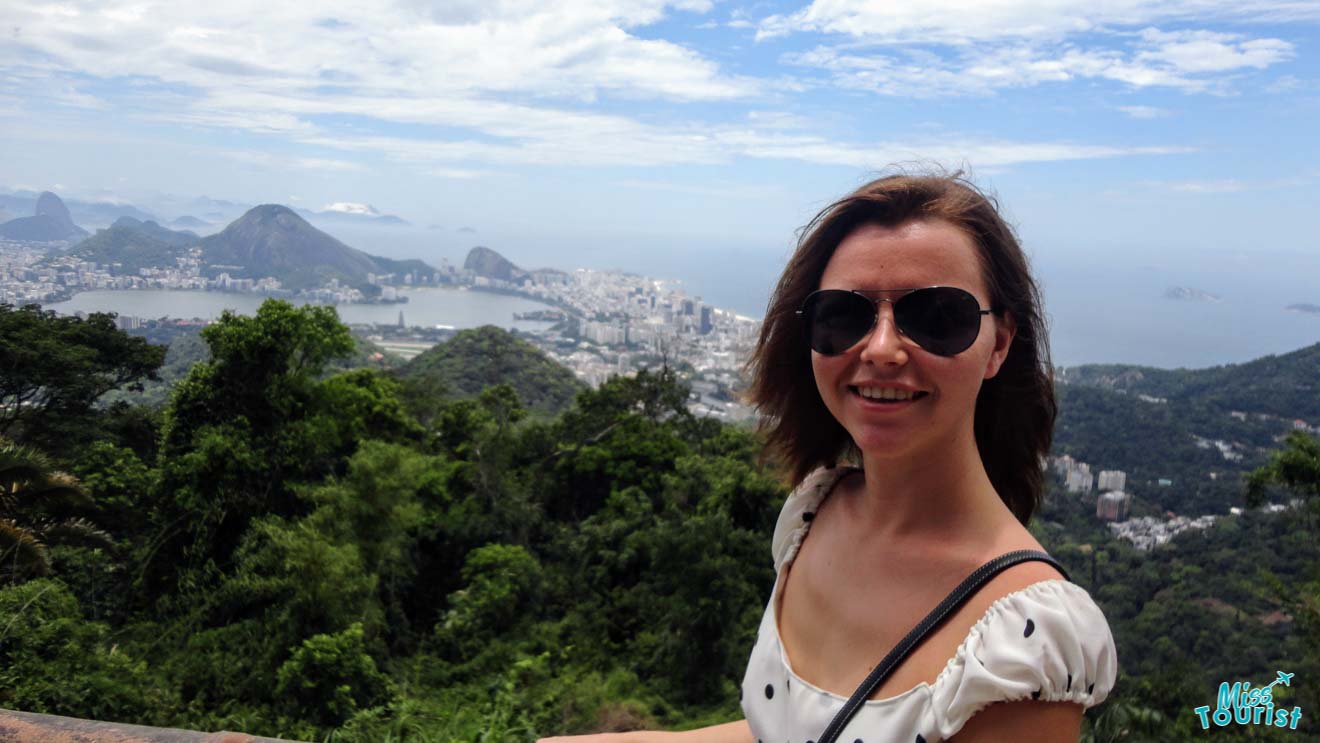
top-left (810, 219), bottom-right (1016, 463)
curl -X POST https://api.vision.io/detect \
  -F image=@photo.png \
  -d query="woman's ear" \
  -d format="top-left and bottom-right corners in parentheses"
top-left (984, 311), bottom-right (1016, 380)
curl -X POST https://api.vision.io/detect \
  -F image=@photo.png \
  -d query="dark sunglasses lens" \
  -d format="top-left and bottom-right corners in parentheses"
top-left (895, 287), bottom-right (982, 356)
top-left (803, 291), bottom-right (874, 354)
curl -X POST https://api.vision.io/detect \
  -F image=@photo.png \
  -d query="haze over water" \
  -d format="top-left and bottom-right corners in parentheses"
top-left (47, 287), bottom-right (559, 334)
top-left (339, 225), bottom-right (1320, 371)
top-left (45, 228), bottom-right (1320, 371)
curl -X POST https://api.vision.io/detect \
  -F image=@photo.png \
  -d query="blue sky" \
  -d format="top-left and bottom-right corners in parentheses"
top-left (3, 0), bottom-right (1320, 362)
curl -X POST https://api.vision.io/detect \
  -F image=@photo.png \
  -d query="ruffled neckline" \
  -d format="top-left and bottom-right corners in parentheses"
top-left (771, 567), bottom-right (1082, 705)
top-left (768, 465), bottom-right (1089, 705)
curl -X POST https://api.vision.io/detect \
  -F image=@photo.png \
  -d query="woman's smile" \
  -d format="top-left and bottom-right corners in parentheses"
top-left (848, 384), bottom-right (930, 409)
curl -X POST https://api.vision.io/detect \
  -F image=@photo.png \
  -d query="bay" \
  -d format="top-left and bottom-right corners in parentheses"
top-left (45, 287), bottom-right (560, 332)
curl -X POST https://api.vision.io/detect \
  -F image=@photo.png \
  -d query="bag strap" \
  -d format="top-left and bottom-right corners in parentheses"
top-left (816, 549), bottom-right (1070, 743)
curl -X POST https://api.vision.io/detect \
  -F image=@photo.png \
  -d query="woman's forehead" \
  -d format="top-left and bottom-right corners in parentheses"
top-left (819, 220), bottom-right (987, 291)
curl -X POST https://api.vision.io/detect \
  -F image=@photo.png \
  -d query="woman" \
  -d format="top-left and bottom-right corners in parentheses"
top-left (542, 172), bottom-right (1117, 742)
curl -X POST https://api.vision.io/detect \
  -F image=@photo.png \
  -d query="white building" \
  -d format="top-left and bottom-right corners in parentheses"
top-left (1065, 465), bottom-right (1093, 494)
top-left (1098, 470), bottom-right (1127, 492)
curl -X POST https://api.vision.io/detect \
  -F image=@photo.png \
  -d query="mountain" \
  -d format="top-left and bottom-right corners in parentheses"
top-left (399, 325), bottom-right (586, 415)
top-left (0, 191), bottom-right (89, 242)
top-left (0, 191), bottom-right (159, 229)
top-left (67, 201), bottom-right (159, 229)
top-left (111, 217), bottom-right (199, 247)
top-left (169, 215), bottom-right (210, 230)
top-left (464, 246), bottom-right (526, 282)
top-left (198, 204), bottom-right (432, 291)
top-left (59, 218), bottom-right (199, 273)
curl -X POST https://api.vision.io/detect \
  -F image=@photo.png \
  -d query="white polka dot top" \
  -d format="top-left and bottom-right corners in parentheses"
top-left (740, 465), bottom-right (1118, 743)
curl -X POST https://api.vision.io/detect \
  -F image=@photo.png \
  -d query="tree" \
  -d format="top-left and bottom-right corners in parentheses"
top-left (144, 300), bottom-right (358, 597)
top-left (0, 437), bottom-right (111, 585)
top-left (1246, 430), bottom-right (1320, 520)
top-left (0, 578), bottom-right (157, 721)
top-left (0, 303), bottom-right (165, 450)
top-left (1245, 431), bottom-right (1320, 717)
top-left (275, 623), bottom-right (391, 728)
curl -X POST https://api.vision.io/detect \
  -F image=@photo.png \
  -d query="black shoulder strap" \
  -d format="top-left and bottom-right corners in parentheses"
top-left (816, 549), bottom-right (1070, 743)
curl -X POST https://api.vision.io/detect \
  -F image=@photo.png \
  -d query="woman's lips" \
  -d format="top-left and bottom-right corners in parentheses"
top-left (849, 386), bottom-right (929, 409)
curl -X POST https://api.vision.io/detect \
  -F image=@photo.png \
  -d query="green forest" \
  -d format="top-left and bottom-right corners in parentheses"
top-left (1, 300), bottom-right (1318, 742)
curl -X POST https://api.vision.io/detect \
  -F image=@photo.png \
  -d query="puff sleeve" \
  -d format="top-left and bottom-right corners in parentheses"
top-left (929, 579), bottom-right (1119, 739)
top-left (770, 465), bottom-right (856, 574)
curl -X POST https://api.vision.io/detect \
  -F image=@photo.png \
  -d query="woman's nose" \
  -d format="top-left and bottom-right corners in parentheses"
top-left (859, 301), bottom-right (908, 365)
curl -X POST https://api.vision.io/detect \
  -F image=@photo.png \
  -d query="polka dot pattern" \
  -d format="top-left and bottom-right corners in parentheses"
top-left (743, 465), bottom-right (1117, 743)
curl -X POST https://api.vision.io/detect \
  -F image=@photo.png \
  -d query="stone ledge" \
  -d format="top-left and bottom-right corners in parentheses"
top-left (0, 708), bottom-right (306, 742)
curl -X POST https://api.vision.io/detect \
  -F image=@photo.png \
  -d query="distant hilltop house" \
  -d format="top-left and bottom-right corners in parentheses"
top-left (1096, 490), bottom-right (1132, 522)
top-left (1098, 469), bottom-right (1126, 492)
top-left (1051, 454), bottom-right (1095, 493)
top-left (1051, 456), bottom-right (1135, 522)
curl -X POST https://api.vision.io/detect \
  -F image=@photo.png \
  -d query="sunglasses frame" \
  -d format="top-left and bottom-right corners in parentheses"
top-left (795, 286), bottom-right (996, 357)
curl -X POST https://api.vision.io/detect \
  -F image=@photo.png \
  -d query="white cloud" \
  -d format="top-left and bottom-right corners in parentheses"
top-left (0, 0), bottom-right (1210, 175)
top-left (322, 202), bottom-right (381, 216)
top-left (1154, 172), bottom-right (1319, 193)
top-left (1, 0), bottom-right (750, 103)
top-left (1265, 74), bottom-right (1306, 93)
top-left (1117, 105), bottom-right (1171, 118)
top-left (1134, 28), bottom-right (1294, 73)
top-left (781, 28), bottom-right (1295, 97)
top-left (756, 1), bottom-right (1320, 44)
top-left (426, 167), bottom-right (487, 179)
top-left (1167, 179), bottom-right (1248, 193)
top-left (225, 150), bottom-right (362, 172)
top-left (761, 2), bottom-right (1301, 98)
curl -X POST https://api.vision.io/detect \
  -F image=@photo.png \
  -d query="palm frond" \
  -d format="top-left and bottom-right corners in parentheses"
top-left (0, 437), bottom-right (53, 486)
top-left (38, 516), bottom-right (114, 549)
top-left (0, 518), bottom-right (52, 581)
top-left (20, 470), bottom-right (93, 512)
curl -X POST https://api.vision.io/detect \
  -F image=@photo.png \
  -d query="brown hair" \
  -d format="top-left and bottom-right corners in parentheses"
top-left (741, 171), bottom-right (1055, 525)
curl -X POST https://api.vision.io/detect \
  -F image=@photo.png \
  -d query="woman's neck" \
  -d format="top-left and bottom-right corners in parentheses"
top-left (847, 428), bottom-right (1015, 550)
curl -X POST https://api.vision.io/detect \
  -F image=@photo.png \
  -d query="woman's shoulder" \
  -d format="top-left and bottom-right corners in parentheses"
top-left (770, 463), bottom-right (860, 572)
top-left (929, 576), bottom-right (1119, 739)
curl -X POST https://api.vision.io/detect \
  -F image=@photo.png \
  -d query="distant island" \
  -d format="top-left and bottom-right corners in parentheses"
top-left (1164, 286), bottom-right (1223, 303)
top-left (1286, 303), bottom-right (1320, 315)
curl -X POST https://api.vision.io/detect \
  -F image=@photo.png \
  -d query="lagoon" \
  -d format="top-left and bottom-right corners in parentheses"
top-left (46, 287), bottom-right (560, 332)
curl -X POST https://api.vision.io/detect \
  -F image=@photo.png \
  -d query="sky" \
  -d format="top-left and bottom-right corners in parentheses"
top-left (2, 1), bottom-right (1319, 364)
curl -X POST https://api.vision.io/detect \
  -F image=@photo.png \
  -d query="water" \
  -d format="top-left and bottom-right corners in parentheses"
top-left (1034, 251), bottom-right (1320, 369)
top-left (46, 287), bottom-right (560, 332)
top-left (42, 247), bottom-right (1320, 370)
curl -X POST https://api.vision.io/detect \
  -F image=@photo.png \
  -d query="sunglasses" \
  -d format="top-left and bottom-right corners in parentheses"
top-left (795, 286), bottom-right (995, 357)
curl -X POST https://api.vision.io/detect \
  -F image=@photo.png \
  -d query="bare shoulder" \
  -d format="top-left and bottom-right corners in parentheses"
top-left (950, 699), bottom-right (1084, 742)
top-left (951, 532), bottom-right (1069, 627)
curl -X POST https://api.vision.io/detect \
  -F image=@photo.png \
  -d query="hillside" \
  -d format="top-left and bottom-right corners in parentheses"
top-left (399, 324), bottom-right (585, 415)
top-left (1053, 344), bottom-right (1319, 514)
top-left (198, 205), bottom-right (433, 291)
top-left (1059, 342), bottom-right (1320, 421)
top-left (61, 218), bottom-right (199, 273)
